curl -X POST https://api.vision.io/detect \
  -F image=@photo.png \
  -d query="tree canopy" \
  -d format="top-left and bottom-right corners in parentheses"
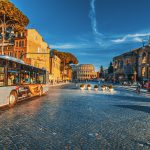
top-left (108, 62), bottom-right (114, 74)
top-left (100, 66), bottom-right (104, 73)
top-left (0, 0), bottom-right (29, 31)
top-left (51, 49), bottom-right (78, 64)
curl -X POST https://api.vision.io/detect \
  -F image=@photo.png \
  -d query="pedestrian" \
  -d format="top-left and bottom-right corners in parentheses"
top-left (136, 83), bottom-right (141, 94)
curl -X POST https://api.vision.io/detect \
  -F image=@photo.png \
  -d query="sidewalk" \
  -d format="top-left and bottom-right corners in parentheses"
top-left (116, 85), bottom-right (149, 95)
top-left (49, 82), bottom-right (71, 87)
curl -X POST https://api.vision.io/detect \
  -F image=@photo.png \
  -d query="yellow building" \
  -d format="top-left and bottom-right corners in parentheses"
top-left (66, 67), bottom-right (73, 81)
top-left (0, 29), bottom-right (50, 73)
top-left (49, 55), bottom-right (61, 83)
top-left (26, 29), bottom-right (50, 73)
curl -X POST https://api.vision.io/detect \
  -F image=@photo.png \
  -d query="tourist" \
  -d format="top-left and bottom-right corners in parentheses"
top-left (24, 74), bottom-right (31, 84)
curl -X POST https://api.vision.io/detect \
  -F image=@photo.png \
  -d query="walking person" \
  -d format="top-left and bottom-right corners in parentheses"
top-left (136, 82), bottom-right (141, 94)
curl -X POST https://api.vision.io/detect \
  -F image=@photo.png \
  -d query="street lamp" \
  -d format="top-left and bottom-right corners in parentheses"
top-left (0, 14), bottom-right (15, 55)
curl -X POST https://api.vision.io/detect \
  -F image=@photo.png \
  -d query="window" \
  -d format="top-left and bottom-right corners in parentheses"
top-left (37, 74), bottom-right (45, 84)
top-left (7, 71), bottom-right (20, 86)
top-left (19, 41), bottom-right (22, 47)
top-left (14, 52), bottom-right (17, 58)
top-left (20, 72), bottom-right (30, 84)
top-left (16, 41), bottom-right (18, 47)
top-left (142, 53), bottom-right (147, 64)
top-left (22, 41), bottom-right (24, 47)
top-left (7, 62), bottom-right (20, 86)
top-left (18, 33), bottom-right (21, 38)
top-left (142, 67), bottom-right (146, 77)
top-left (22, 32), bottom-right (25, 37)
top-left (37, 47), bottom-right (40, 53)
top-left (15, 32), bottom-right (18, 37)
top-left (0, 66), bottom-right (5, 86)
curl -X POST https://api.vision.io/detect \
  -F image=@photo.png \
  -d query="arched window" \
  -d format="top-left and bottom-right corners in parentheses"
top-left (16, 41), bottom-right (18, 47)
top-left (142, 67), bottom-right (146, 77)
top-left (142, 52), bottom-right (147, 64)
top-left (19, 41), bottom-right (22, 47)
top-left (15, 32), bottom-right (18, 37)
top-left (22, 41), bottom-right (24, 47)
top-left (37, 47), bottom-right (40, 53)
top-left (22, 32), bottom-right (24, 37)
top-left (18, 33), bottom-right (21, 38)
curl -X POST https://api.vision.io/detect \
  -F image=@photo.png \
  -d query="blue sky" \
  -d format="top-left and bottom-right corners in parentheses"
top-left (11, 0), bottom-right (150, 70)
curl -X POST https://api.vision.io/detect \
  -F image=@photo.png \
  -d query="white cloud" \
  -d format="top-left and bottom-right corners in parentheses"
top-left (112, 37), bottom-right (127, 43)
top-left (89, 0), bottom-right (97, 35)
top-left (133, 37), bottom-right (142, 42)
top-left (49, 43), bottom-right (88, 49)
top-left (112, 33), bottom-right (150, 43)
top-left (89, 0), bottom-right (103, 46)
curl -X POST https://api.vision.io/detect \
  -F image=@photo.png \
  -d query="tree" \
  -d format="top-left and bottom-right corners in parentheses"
top-left (108, 62), bottom-right (114, 74)
top-left (51, 49), bottom-right (78, 64)
top-left (51, 49), bottom-right (78, 80)
top-left (0, 1), bottom-right (29, 31)
top-left (100, 66), bottom-right (104, 73)
top-left (99, 66), bottom-right (104, 78)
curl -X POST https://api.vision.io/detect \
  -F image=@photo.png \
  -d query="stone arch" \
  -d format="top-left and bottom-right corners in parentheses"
top-left (141, 67), bottom-right (146, 77)
top-left (141, 52), bottom-right (147, 64)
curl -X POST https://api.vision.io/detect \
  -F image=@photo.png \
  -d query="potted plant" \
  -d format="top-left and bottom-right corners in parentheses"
top-left (101, 85), bottom-right (105, 91)
top-left (87, 84), bottom-right (91, 90)
top-left (94, 85), bottom-right (99, 91)
top-left (80, 84), bottom-right (85, 90)
top-left (109, 84), bottom-right (114, 92)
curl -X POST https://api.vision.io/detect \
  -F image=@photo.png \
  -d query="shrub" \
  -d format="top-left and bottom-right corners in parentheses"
top-left (80, 84), bottom-right (85, 88)
top-left (94, 85), bottom-right (98, 88)
top-left (101, 84), bottom-right (106, 88)
top-left (87, 84), bottom-right (91, 87)
top-left (109, 85), bottom-right (113, 89)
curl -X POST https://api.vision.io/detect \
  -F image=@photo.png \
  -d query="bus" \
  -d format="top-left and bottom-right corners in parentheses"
top-left (0, 55), bottom-right (49, 107)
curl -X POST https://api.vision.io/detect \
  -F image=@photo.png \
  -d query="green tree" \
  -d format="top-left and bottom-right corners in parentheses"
top-left (108, 62), bottom-right (114, 74)
top-left (100, 66), bottom-right (104, 78)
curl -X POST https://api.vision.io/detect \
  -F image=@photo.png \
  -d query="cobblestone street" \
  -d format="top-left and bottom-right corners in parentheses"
top-left (0, 84), bottom-right (150, 150)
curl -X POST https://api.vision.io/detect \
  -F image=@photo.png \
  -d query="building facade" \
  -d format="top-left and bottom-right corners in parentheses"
top-left (25, 29), bottom-right (50, 72)
top-left (113, 45), bottom-right (150, 82)
top-left (0, 29), bottom-right (50, 72)
top-left (72, 64), bottom-right (97, 81)
top-left (138, 46), bottom-right (150, 81)
top-left (49, 55), bottom-right (61, 83)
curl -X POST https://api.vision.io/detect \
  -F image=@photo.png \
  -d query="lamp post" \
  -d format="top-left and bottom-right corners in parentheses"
top-left (0, 14), bottom-right (15, 55)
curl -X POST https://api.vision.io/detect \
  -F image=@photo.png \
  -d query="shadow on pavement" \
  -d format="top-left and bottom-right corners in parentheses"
top-left (134, 140), bottom-right (150, 147)
top-left (112, 94), bottom-right (150, 103)
top-left (114, 104), bottom-right (150, 114)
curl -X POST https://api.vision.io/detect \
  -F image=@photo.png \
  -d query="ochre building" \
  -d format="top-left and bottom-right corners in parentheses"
top-left (0, 29), bottom-right (50, 72)
top-left (49, 55), bottom-right (61, 83)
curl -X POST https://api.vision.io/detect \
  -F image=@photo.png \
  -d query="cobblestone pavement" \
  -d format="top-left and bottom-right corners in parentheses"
top-left (0, 84), bottom-right (150, 150)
